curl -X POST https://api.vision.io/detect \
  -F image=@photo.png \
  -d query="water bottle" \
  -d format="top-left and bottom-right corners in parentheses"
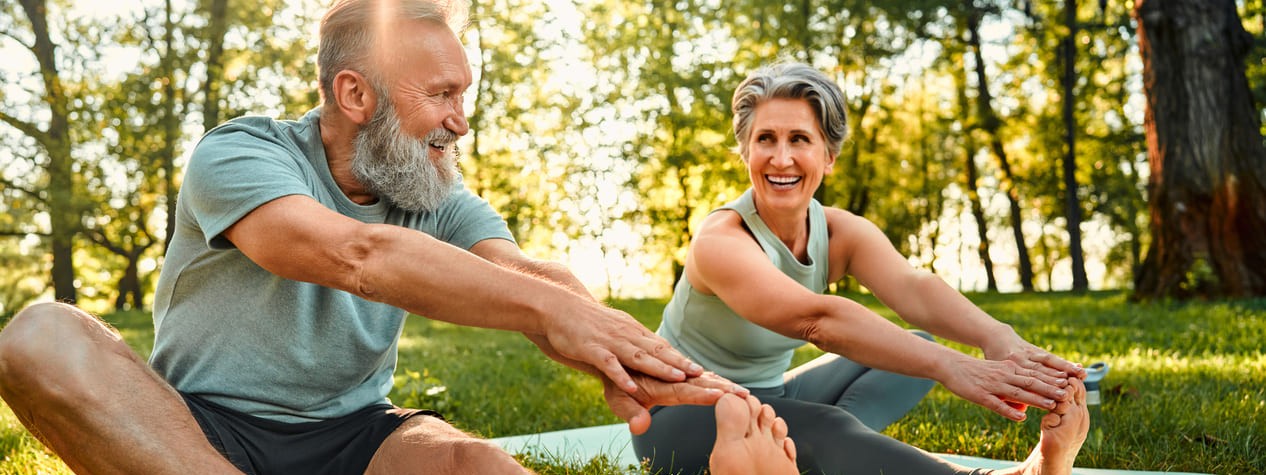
top-left (1083, 362), bottom-right (1109, 424)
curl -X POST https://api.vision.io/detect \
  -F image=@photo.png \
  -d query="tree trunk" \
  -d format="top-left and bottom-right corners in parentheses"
top-left (116, 254), bottom-right (143, 311)
top-left (201, 0), bottom-right (229, 131)
top-left (843, 93), bottom-right (875, 216)
top-left (1133, 0), bottom-right (1266, 299)
top-left (1062, 0), bottom-right (1089, 291)
top-left (953, 31), bottom-right (998, 292)
top-left (967, 8), bottom-right (1035, 292)
top-left (162, 0), bottom-right (180, 254)
top-left (20, 0), bottom-right (78, 302)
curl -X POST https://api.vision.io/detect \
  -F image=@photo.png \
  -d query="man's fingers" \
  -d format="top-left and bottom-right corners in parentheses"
top-left (617, 336), bottom-right (702, 382)
top-left (589, 348), bottom-right (639, 393)
top-left (603, 382), bottom-right (652, 435)
top-left (631, 372), bottom-right (738, 407)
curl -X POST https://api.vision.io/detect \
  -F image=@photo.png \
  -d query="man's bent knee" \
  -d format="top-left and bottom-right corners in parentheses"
top-left (370, 415), bottom-right (528, 474)
top-left (0, 302), bottom-right (127, 395)
top-left (446, 437), bottom-right (524, 471)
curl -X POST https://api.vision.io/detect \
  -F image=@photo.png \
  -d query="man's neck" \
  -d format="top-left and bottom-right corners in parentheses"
top-left (319, 109), bottom-right (380, 205)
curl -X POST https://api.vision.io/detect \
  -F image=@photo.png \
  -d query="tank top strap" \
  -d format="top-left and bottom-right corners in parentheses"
top-left (714, 189), bottom-right (831, 293)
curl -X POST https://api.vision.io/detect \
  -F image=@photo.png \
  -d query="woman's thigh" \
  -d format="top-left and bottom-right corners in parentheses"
top-left (766, 398), bottom-right (975, 475)
top-left (633, 397), bottom-right (975, 475)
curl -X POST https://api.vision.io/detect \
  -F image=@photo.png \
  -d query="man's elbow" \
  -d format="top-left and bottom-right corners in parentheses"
top-left (335, 223), bottom-right (396, 300)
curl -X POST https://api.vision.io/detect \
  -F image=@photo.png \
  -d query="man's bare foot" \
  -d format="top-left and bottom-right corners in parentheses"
top-left (708, 393), bottom-right (798, 475)
top-left (1004, 378), bottom-right (1090, 475)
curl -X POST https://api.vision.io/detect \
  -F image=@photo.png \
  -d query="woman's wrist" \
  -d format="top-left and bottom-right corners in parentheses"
top-left (978, 323), bottom-right (1023, 358)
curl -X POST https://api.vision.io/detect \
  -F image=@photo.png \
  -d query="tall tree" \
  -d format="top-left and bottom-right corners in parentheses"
top-left (964, 4), bottom-right (1036, 291)
top-left (952, 37), bottom-right (999, 291)
top-left (1133, 0), bottom-right (1266, 298)
top-left (1060, 0), bottom-right (1089, 291)
top-left (2, 0), bottom-right (81, 302)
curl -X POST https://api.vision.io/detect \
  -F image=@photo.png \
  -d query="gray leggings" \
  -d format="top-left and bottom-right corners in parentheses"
top-left (631, 332), bottom-right (990, 475)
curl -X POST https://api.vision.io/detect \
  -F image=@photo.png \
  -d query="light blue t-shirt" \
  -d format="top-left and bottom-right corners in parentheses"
top-left (657, 189), bottom-right (830, 388)
top-left (150, 108), bottom-right (514, 423)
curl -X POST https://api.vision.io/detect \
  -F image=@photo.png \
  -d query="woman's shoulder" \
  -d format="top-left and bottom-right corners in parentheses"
top-left (822, 205), bottom-right (863, 229)
top-left (823, 206), bottom-right (886, 244)
top-left (697, 207), bottom-right (746, 235)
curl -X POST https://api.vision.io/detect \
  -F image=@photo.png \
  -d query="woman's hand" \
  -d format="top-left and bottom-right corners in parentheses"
top-left (982, 331), bottom-right (1087, 381)
top-left (936, 354), bottom-right (1074, 421)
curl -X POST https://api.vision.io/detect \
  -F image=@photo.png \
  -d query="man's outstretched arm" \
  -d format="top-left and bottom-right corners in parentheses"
top-left (223, 194), bottom-right (701, 394)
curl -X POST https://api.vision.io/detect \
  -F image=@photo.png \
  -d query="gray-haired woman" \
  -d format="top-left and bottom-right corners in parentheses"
top-left (632, 61), bottom-right (1089, 475)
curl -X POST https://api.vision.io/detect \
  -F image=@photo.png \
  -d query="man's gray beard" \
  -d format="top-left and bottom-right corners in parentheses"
top-left (351, 100), bottom-right (460, 213)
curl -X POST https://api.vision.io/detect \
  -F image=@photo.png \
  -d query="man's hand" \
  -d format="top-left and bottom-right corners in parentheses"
top-left (524, 333), bottom-right (744, 433)
top-left (602, 371), bottom-right (747, 435)
top-left (539, 306), bottom-right (706, 393)
top-left (470, 239), bottom-right (705, 394)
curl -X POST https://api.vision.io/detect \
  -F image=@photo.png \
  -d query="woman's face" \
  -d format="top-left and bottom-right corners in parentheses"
top-left (744, 98), bottom-right (834, 214)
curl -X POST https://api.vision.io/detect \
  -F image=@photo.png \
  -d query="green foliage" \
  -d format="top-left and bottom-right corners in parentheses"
top-left (3, 0), bottom-right (1173, 301)
top-left (1181, 256), bottom-right (1220, 295)
top-left (0, 404), bottom-right (71, 475)
top-left (0, 0), bottom-right (321, 312)
top-left (516, 450), bottom-right (641, 475)
top-left (392, 368), bottom-right (459, 415)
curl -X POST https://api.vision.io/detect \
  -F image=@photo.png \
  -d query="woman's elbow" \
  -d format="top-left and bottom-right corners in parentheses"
top-left (796, 315), bottom-right (829, 346)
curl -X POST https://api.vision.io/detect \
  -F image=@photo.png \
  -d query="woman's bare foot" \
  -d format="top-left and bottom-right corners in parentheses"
top-left (1003, 377), bottom-right (1090, 475)
top-left (708, 393), bottom-right (798, 475)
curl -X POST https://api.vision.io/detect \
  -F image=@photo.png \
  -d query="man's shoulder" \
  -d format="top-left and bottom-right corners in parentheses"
top-left (193, 109), bottom-right (321, 160)
top-left (203, 110), bottom-right (316, 144)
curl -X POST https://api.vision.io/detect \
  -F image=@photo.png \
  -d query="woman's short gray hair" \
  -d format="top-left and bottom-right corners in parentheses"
top-left (731, 62), bottom-right (849, 160)
top-left (318, 0), bottom-right (471, 105)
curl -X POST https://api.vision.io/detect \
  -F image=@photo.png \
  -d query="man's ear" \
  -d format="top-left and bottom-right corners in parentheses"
top-left (331, 69), bottom-right (377, 125)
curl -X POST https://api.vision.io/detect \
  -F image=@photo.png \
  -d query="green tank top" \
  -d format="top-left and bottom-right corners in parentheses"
top-left (658, 188), bottom-right (831, 388)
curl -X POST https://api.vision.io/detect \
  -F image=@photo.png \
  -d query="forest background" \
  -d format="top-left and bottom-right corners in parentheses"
top-left (2, 0), bottom-right (1265, 316)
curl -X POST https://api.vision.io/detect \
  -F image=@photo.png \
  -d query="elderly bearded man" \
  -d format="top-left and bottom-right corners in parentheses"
top-left (0, 1), bottom-right (754, 473)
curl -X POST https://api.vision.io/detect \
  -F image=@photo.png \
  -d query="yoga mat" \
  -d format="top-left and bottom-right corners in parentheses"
top-left (490, 423), bottom-right (1210, 475)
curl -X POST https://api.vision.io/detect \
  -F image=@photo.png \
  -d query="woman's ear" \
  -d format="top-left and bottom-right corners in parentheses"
top-left (331, 69), bottom-right (378, 125)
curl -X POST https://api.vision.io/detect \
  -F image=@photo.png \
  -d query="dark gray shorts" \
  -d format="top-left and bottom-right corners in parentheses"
top-left (181, 392), bottom-right (439, 475)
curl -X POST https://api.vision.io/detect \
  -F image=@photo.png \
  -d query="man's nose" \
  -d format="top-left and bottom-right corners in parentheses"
top-left (444, 113), bottom-right (469, 136)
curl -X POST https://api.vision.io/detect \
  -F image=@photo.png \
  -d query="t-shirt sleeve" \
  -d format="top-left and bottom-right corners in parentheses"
top-left (181, 121), bottom-right (315, 249)
top-left (430, 181), bottom-right (515, 250)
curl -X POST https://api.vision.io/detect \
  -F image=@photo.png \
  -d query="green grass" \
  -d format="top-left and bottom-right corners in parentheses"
top-left (1, 292), bottom-right (1262, 474)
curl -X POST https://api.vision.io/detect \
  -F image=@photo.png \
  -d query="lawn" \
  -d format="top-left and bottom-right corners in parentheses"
top-left (1, 291), bottom-right (1262, 474)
